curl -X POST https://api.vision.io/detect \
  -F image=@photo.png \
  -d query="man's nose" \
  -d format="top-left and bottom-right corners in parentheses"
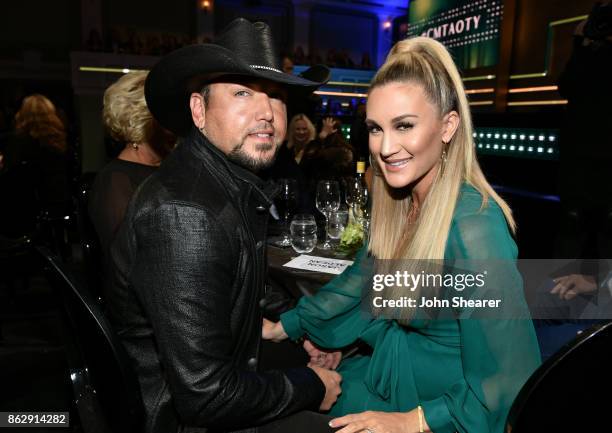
top-left (255, 93), bottom-right (274, 122)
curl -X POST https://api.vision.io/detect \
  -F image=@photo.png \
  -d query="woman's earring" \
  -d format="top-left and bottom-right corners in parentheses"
top-left (441, 140), bottom-right (449, 164)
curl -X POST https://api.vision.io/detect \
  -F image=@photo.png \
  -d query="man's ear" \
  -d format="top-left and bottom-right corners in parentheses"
top-left (190, 92), bottom-right (206, 130)
top-left (442, 110), bottom-right (460, 143)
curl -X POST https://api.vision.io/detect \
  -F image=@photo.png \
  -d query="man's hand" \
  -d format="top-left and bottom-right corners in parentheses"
top-left (308, 364), bottom-right (342, 411)
top-left (262, 318), bottom-right (288, 342)
top-left (551, 274), bottom-right (598, 300)
top-left (303, 339), bottom-right (342, 370)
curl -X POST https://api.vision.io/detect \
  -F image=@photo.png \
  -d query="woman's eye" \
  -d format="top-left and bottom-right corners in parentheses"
top-left (396, 122), bottom-right (413, 131)
top-left (367, 126), bottom-right (381, 134)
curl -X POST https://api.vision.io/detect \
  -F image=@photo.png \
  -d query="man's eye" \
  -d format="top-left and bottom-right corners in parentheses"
top-left (235, 90), bottom-right (250, 97)
top-left (269, 92), bottom-right (287, 102)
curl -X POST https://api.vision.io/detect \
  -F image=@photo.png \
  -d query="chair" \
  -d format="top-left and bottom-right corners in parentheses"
top-left (74, 172), bottom-right (103, 302)
top-left (506, 320), bottom-right (612, 432)
top-left (36, 246), bottom-right (143, 433)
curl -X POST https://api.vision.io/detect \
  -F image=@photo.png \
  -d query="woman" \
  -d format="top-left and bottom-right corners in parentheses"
top-left (260, 113), bottom-right (316, 219)
top-left (0, 94), bottom-right (69, 238)
top-left (262, 113), bottom-right (315, 180)
top-left (89, 71), bottom-right (175, 279)
top-left (288, 113), bottom-right (316, 163)
top-left (264, 37), bottom-right (540, 433)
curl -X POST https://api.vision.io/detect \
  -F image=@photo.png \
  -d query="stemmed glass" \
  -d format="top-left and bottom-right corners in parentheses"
top-left (275, 178), bottom-right (298, 247)
top-left (344, 176), bottom-right (368, 224)
top-left (316, 180), bottom-right (341, 250)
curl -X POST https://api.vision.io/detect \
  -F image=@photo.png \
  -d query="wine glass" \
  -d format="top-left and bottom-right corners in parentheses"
top-left (290, 214), bottom-right (317, 253)
top-left (315, 180), bottom-right (341, 250)
top-left (344, 176), bottom-right (367, 223)
top-left (274, 179), bottom-right (298, 247)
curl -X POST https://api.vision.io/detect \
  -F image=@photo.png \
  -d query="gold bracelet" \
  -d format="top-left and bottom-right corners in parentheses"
top-left (417, 405), bottom-right (424, 433)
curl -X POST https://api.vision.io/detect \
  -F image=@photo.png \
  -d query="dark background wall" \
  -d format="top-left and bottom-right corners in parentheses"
top-left (511, 0), bottom-right (593, 82)
top-left (0, 0), bottom-right (81, 61)
top-left (310, 6), bottom-right (378, 68)
top-left (104, 0), bottom-right (195, 35)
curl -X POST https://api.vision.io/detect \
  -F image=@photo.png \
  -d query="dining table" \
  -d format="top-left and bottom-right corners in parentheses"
top-left (266, 239), bottom-right (356, 298)
top-left (261, 239), bottom-right (364, 370)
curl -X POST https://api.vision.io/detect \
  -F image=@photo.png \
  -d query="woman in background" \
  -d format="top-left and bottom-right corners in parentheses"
top-left (0, 94), bottom-right (69, 238)
top-left (264, 37), bottom-right (540, 433)
top-left (89, 71), bottom-right (175, 292)
top-left (288, 113), bottom-right (316, 164)
top-left (260, 113), bottom-right (316, 216)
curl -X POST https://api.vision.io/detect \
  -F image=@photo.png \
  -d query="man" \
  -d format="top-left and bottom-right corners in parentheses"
top-left (108, 18), bottom-right (341, 433)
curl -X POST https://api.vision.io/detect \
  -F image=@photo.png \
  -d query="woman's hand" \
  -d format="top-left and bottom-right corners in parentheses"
top-left (551, 274), bottom-right (598, 300)
top-left (319, 117), bottom-right (338, 140)
top-left (303, 339), bottom-right (342, 369)
top-left (262, 318), bottom-right (288, 342)
top-left (329, 409), bottom-right (430, 433)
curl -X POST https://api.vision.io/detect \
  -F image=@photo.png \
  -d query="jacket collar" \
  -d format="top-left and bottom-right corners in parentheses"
top-left (183, 125), bottom-right (279, 204)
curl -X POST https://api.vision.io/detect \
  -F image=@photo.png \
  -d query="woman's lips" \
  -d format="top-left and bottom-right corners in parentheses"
top-left (383, 158), bottom-right (412, 171)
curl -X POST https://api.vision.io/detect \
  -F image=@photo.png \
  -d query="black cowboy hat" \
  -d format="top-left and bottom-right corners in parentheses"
top-left (145, 18), bottom-right (330, 134)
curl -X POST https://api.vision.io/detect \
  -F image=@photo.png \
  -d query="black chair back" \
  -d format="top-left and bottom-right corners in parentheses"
top-left (506, 320), bottom-right (612, 432)
top-left (74, 172), bottom-right (103, 301)
top-left (37, 246), bottom-right (143, 433)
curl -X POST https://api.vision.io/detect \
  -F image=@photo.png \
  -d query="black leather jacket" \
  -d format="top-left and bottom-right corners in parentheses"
top-left (108, 127), bottom-right (325, 433)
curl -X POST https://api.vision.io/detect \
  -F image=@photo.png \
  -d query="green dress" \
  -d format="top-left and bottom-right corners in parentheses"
top-left (280, 184), bottom-right (541, 433)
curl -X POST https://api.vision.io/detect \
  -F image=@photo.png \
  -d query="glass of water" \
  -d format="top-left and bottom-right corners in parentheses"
top-left (290, 214), bottom-right (318, 254)
top-left (328, 209), bottom-right (349, 240)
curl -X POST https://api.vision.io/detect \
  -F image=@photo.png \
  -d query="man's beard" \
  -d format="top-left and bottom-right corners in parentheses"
top-left (227, 141), bottom-right (280, 172)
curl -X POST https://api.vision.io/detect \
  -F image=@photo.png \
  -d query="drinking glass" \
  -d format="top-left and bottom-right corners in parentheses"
top-left (274, 178), bottom-right (298, 247)
top-left (328, 209), bottom-right (349, 240)
top-left (344, 176), bottom-right (368, 223)
top-left (290, 214), bottom-right (318, 253)
top-left (315, 180), bottom-right (341, 250)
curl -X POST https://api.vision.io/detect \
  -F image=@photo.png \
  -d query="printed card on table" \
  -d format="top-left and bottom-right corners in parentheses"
top-left (283, 255), bottom-right (353, 275)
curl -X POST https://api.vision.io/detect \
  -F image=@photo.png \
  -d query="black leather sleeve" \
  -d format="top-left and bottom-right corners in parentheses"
top-left (130, 202), bottom-right (325, 429)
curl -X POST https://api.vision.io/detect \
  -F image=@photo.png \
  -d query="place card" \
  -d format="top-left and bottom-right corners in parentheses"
top-left (283, 255), bottom-right (354, 275)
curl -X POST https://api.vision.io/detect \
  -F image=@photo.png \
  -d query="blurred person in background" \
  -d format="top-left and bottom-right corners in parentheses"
top-left (0, 94), bottom-right (69, 239)
top-left (301, 116), bottom-right (354, 180)
top-left (299, 116), bottom-right (354, 233)
top-left (552, 1), bottom-right (612, 312)
top-left (260, 113), bottom-right (316, 221)
top-left (557, 1), bottom-right (612, 263)
top-left (282, 54), bottom-right (295, 74)
top-left (88, 71), bottom-right (175, 295)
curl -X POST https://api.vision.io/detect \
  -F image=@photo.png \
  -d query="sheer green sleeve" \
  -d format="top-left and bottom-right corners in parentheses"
top-left (422, 199), bottom-right (541, 433)
top-left (280, 245), bottom-right (374, 348)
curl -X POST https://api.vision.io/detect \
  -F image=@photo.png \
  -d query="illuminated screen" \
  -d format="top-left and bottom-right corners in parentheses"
top-left (407, 0), bottom-right (503, 69)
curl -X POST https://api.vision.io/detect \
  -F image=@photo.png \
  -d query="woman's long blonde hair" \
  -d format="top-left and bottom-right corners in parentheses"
top-left (368, 37), bottom-right (515, 262)
top-left (15, 94), bottom-right (67, 152)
